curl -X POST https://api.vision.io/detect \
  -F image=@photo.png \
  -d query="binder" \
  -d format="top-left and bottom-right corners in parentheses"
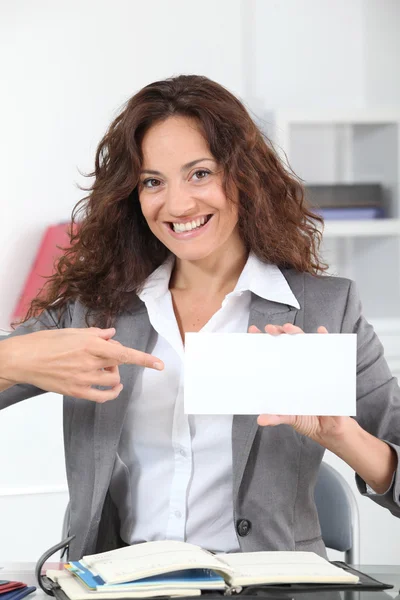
top-left (35, 536), bottom-right (394, 598)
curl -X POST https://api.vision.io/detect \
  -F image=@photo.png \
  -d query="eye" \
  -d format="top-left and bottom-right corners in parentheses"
top-left (142, 178), bottom-right (161, 189)
top-left (191, 169), bottom-right (211, 181)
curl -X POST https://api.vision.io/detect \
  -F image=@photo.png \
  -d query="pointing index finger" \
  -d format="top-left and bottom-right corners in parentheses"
top-left (248, 325), bottom-right (261, 333)
top-left (96, 341), bottom-right (164, 370)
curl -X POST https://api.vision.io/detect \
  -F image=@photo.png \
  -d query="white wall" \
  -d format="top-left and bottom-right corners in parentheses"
top-left (244, 0), bottom-right (365, 109)
top-left (1, 0), bottom-right (400, 565)
top-left (363, 0), bottom-right (400, 107)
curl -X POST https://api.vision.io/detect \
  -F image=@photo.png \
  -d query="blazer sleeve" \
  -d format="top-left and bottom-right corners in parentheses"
top-left (341, 280), bottom-right (400, 517)
top-left (0, 305), bottom-right (72, 411)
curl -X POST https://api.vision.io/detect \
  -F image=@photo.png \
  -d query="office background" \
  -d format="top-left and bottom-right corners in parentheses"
top-left (0, 0), bottom-right (399, 563)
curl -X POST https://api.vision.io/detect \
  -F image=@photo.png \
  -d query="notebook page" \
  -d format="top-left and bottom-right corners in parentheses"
top-left (83, 540), bottom-right (208, 566)
top-left (216, 551), bottom-right (359, 585)
top-left (82, 541), bottom-right (233, 585)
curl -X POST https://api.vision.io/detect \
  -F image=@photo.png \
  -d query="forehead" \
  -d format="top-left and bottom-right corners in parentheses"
top-left (141, 116), bottom-right (212, 166)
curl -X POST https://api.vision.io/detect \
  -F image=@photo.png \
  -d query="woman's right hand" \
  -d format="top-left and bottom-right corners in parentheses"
top-left (0, 327), bottom-right (164, 402)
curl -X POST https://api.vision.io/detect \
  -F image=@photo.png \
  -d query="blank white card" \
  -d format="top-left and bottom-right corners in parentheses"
top-left (184, 333), bottom-right (357, 416)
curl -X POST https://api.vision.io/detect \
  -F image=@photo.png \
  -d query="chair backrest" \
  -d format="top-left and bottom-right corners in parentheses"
top-left (61, 502), bottom-right (71, 558)
top-left (314, 462), bottom-right (360, 564)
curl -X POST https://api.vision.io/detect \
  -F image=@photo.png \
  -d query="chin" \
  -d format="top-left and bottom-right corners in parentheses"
top-left (170, 248), bottom-right (214, 262)
top-left (164, 242), bottom-right (216, 262)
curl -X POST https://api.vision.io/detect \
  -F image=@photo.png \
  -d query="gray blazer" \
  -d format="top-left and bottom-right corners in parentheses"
top-left (1, 268), bottom-right (400, 560)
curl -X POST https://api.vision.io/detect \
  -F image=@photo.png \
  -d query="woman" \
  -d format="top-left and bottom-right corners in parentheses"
top-left (1, 75), bottom-right (399, 560)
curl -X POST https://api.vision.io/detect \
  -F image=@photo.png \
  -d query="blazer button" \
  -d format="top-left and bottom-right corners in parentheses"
top-left (237, 519), bottom-right (251, 537)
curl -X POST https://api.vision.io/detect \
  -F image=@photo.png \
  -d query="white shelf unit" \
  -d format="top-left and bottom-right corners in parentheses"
top-left (267, 109), bottom-right (400, 217)
top-left (322, 218), bottom-right (400, 238)
top-left (262, 110), bottom-right (400, 373)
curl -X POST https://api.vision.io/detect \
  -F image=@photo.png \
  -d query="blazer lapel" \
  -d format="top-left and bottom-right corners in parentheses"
top-left (232, 274), bottom-right (304, 498)
top-left (90, 304), bottom-right (153, 521)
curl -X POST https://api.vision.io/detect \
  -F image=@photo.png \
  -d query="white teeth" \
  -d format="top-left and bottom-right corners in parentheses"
top-left (172, 216), bottom-right (209, 233)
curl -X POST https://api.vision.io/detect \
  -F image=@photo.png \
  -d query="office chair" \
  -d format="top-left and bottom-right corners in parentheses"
top-left (315, 461), bottom-right (360, 564)
top-left (61, 502), bottom-right (70, 542)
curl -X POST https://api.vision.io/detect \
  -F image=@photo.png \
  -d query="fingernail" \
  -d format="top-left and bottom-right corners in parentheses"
top-left (153, 362), bottom-right (164, 370)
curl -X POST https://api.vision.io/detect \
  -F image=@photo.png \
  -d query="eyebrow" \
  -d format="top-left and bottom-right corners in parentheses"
top-left (140, 157), bottom-right (216, 176)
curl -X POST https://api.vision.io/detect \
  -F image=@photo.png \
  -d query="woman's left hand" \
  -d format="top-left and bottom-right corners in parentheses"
top-left (248, 322), bottom-right (350, 448)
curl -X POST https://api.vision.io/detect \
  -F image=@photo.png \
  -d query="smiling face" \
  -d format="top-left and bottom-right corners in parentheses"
top-left (138, 116), bottom-right (245, 263)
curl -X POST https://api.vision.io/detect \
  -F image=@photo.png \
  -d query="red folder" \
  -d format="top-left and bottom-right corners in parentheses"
top-left (11, 223), bottom-right (73, 322)
top-left (0, 583), bottom-right (26, 594)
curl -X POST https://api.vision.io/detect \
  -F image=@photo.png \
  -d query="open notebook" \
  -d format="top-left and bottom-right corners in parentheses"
top-left (45, 540), bottom-right (359, 599)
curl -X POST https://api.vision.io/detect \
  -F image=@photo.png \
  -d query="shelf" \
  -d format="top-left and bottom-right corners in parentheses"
top-left (263, 109), bottom-right (400, 320)
top-left (321, 218), bottom-right (400, 238)
top-left (271, 109), bottom-right (400, 125)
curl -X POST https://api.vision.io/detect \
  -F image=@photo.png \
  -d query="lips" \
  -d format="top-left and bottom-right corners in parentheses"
top-left (169, 214), bottom-right (212, 233)
top-left (164, 214), bottom-right (214, 239)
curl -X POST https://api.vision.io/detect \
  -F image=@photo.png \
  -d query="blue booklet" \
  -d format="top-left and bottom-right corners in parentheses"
top-left (315, 207), bottom-right (384, 220)
top-left (0, 588), bottom-right (36, 600)
top-left (66, 561), bottom-right (226, 591)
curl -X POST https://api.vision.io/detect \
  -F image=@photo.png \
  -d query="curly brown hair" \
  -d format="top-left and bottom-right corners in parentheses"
top-left (18, 74), bottom-right (325, 329)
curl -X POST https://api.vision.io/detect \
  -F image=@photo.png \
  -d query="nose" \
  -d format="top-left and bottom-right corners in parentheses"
top-left (165, 182), bottom-right (197, 218)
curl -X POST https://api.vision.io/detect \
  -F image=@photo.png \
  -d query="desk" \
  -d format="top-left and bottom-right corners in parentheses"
top-left (1, 563), bottom-right (400, 600)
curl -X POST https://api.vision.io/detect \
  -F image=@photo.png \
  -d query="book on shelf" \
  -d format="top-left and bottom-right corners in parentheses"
top-left (305, 183), bottom-right (384, 209)
top-left (44, 540), bottom-right (360, 599)
top-left (314, 207), bottom-right (384, 220)
top-left (11, 222), bottom-right (75, 323)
